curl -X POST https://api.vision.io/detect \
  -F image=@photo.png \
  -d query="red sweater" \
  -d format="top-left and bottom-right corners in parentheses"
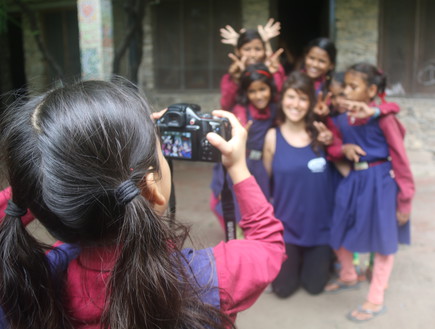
top-left (62, 176), bottom-right (285, 327)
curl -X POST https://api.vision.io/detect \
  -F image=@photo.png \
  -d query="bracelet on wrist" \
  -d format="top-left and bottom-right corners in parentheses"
top-left (372, 107), bottom-right (381, 118)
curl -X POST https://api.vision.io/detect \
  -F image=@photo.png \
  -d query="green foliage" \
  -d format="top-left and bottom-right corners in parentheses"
top-left (0, 0), bottom-right (23, 34)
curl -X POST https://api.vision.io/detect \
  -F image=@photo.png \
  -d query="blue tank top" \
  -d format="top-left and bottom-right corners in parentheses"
top-left (272, 127), bottom-right (334, 246)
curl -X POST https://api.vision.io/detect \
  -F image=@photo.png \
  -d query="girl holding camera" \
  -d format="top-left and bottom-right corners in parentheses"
top-left (0, 79), bottom-right (285, 328)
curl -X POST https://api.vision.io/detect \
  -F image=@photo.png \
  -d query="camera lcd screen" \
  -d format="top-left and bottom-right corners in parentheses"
top-left (161, 131), bottom-right (193, 159)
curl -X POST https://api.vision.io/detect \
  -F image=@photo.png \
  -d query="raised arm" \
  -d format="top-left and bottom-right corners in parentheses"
top-left (207, 111), bottom-right (285, 320)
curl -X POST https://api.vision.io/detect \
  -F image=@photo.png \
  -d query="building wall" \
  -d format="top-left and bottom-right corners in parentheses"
top-left (334, 0), bottom-right (379, 71)
top-left (18, 0), bottom-right (435, 177)
top-left (392, 97), bottom-right (435, 177)
top-left (23, 16), bottom-right (49, 94)
top-left (241, 0), bottom-right (269, 29)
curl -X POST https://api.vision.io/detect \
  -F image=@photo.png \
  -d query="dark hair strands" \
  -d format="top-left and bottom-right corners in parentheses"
top-left (237, 63), bottom-right (277, 106)
top-left (302, 37), bottom-right (337, 94)
top-left (278, 71), bottom-right (323, 154)
top-left (236, 28), bottom-right (264, 50)
top-left (0, 79), bottom-right (233, 329)
top-left (347, 62), bottom-right (387, 96)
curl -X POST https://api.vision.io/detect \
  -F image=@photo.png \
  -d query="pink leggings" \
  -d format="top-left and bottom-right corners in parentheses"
top-left (335, 247), bottom-right (394, 305)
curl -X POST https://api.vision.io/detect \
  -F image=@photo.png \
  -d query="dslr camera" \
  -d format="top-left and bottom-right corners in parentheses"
top-left (156, 103), bottom-right (231, 162)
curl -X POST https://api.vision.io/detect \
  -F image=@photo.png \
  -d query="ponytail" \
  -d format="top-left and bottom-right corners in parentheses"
top-left (1, 80), bottom-right (232, 329)
top-left (0, 208), bottom-right (74, 329)
top-left (104, 179), bottom-right (231, 329)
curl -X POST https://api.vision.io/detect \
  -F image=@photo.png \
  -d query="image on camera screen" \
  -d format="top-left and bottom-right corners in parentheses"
top-left (161, 131), bottom-right (192, 159)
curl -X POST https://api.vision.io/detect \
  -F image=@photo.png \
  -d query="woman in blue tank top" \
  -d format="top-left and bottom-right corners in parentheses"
top-left (263, 71), bottom-right (335, 298)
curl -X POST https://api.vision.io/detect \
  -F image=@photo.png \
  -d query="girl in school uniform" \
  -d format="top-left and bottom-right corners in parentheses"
top-left (211, 64), bottom-right (278, 227)
top-left (262, 71), bottom-right (335, 297)
top-left (324, 63), bottom-right (415, 322)
top-left (300, 37), bottom-right (337, 98)
top-left (0, 79), bottom-right (286, 329)
top-left (220, 27), bottom-right (285, 111)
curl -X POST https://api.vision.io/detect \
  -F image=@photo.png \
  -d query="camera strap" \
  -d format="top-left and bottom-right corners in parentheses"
top-left (221, 166), bottom-right (236, 241)
top-left (168, 159), bottom-right (176, 227)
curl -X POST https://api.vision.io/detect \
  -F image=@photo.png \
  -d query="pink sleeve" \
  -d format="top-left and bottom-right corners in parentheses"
top-left (325, 117), bottom-right (344, 161)
top-left (213, 176), bottom-right (286, 319)
top-left (273, 64), bottom-right (286, 92)
top-left (0, 186), bottom-right (35, 226)
top-left (220, 74), bottom-right (238, 111)
top-left (379, 101), bottom-right (400, 116)
top-left (232, 104), bottom-right (247, 126)
top-left (379, 115), bottom-right (415, 214)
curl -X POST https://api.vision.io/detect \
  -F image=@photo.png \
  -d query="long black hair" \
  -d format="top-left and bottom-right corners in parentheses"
top-left (347, 62), bottom-right (387, 101)
top-left (237, 63), bottom-right (277, 106)
top-left (236, 29), bottom-right (265, 50)
top-left (277, 71), bottom-right (321, 152)
top-left (0, 79), bottom-right (232, 329)
top-left (302, 37), bottom-right (337, 93)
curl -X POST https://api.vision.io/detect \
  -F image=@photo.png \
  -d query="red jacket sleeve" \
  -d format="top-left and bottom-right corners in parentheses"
top-left (378, 101), bottom-right (400, 116)
top-left (220, 74), bottom-right (238, 111)
top-left (273, 64), bottom-right (286, 92)
top-left (232, 104), bottom-right (247, 126)
top-left (0, 186), bottom-right (35, 226)
top-left (379, 115), bottom-right (415, 214)
top-left (213, 176), bottom-right (285, 321)
top-left (325, 116), bottom-right (344, 161)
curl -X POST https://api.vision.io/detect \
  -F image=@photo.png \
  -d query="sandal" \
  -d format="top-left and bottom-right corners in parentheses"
top-left (324, 279), bottom-right (360, 294)
top-left (347, 304), bottom-right (387, 322)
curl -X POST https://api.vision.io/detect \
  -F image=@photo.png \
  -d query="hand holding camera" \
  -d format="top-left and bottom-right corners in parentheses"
top-left (206, 110), bottom-right (250, 185)
top-left (156, 104), bottom-right (231, 162)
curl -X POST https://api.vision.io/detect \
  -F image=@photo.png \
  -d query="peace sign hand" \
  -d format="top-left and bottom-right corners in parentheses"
top-left (341, 100), bottom-right (377, 119)
top-left (228, 53), bottom-right (247, 82)
top-left (313, 121), bottom-right (333, 145)
top-left (220, 25), bottom-right (246, 46)
top-left (314, 92), bottom-right (331, 117)
top-left (265, 48), bottom-right (284, 74)
top-left (258, 18), bottom-right (281, 42)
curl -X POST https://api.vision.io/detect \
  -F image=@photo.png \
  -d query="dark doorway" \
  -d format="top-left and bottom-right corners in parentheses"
top-left (0, 14), bottom-right (27, 114)
top-left (8, 14), bottom-right (26, 93)
top-left (272, 0), bottom-right (331, 74)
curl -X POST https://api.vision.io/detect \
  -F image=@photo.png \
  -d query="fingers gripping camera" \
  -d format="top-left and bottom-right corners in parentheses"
top-left (156, 104), bottom-right (231, 162)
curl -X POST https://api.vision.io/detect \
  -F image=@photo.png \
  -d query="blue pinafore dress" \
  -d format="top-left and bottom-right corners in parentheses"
top-left (330, 114), bottom-right (410, 255)
top-left (272, 127), bottom-right (334, 246)
top-left (210, 104), bottom-right (277, 222)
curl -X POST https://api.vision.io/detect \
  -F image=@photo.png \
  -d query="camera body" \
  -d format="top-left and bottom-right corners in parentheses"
top-left (156, 103), bottom-right (231, 162)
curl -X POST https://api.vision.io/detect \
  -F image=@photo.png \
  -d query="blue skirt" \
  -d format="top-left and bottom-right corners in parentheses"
top-left (210, 159), bottom-right (270, 223)
top-left (330, 162), bottom-right (410, 255)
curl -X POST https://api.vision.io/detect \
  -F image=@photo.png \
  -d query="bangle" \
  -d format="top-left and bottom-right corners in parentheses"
top-left (372, 107), bottom-right (381, 118)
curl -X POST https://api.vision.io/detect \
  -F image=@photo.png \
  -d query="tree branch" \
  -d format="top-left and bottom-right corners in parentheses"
top-left (15, 0), bottom-right (64, 80)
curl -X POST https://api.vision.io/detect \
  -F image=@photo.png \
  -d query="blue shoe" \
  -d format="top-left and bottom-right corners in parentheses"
top-left (324, 279), bottom-right (360, 294)
top-left (347, 305), bottom-right (387, 322)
